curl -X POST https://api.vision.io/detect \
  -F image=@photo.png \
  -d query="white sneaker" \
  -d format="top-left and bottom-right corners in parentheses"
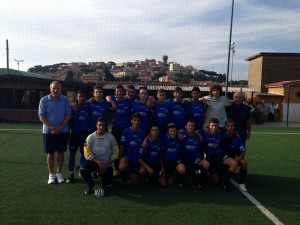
top-left (56, 173), bottom-right (65, 183)
top-left (48, 173), bottom-right (56, 184)
top-left (239, 183), bottom-right (247, 192)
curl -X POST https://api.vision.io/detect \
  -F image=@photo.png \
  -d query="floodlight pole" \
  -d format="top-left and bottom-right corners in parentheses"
top-left (225, 0), bottom-right (235, 97)
top-left (14, 59), bottom-right (24, 75)
top-left (230, 42), bottom-right (235, 85)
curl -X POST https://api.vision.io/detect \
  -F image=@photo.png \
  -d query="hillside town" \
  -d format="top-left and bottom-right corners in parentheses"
top-left (28, 56), bottom-right (231, 85)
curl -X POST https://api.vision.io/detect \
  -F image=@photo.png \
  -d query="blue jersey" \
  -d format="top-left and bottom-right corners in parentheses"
top-left (222, 132), bottom-right (246, 157)
top-left (70, 103), bottom-right (89, 132)
top-left (153, 102), bottom-right (169, 131)
top-left (120, 127), bottom-right (146, 162)
top-left (187, 101), bottom-right (206, 130)
top-left (112, 96), bottom-right (132, 128)
top-left (199, 130), bottom-right (224, 156)
top-left (180, 129), bottom-right (201, 161)
top-left (86, 99), bottom-right (111, 132)
top-left (132, 101), bottom-right (152, 130)
top-left (162, 132), bottom-right (181, 161)
top-left (140, 138), bottom-right (164, 167)
top-left (166, 99), bottom-right (186, 129)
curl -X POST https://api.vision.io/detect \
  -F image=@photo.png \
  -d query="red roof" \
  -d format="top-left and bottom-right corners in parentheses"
top-left (266, 80), bottom-right (300, 88)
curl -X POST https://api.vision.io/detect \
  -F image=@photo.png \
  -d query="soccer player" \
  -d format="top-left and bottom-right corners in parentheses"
top-left (153, 89), bottom-right (170, 134)
top-left (119, 113), bottom-right (147, 186)
top-left (109, 85), bottom-right (133, 144)
top-left (86, 85), bottom-right (111, 133)
top-left (132, 87), bottom-right (152, 132)
top-left (203, 84), bottom-right (232, 130)
top-left (80, 118), bottom-right (117, 194)
top-left (180, 119), bottom-right (210, 189)
top-left (67, 90), bottom-right (89, 183)
top-left (222, 119), bottom-right (248, 192)
top-left (226, 92), bottom-right (252, 144)
top-left (199, 118), bottom-right (237, 191)
top-left (161, 123), bottom-right (186, 187)
top-left (38, 81), bottom-right (72, 184)
top-left (187, 87), bottom-right (206, 130)
top-left (165, 87), bottom-right (187, 130)
top-left (138, 124), bottom-right (166, 186)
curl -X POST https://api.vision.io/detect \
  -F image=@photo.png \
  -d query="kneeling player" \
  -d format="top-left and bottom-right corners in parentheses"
top-left (180, 119), bottom-right (210, 189)
top-left (199, 118), bottom-right (238, 191)
top-left (161, 123), bottom-right (186, 187)
top-left (138, 124), bottom-right (166, 186)
top-left (118, 113), bottom-right (146, 187)
top-left (222, 119), bottom-right (248, 192)
top-left (80, 118), bottom-right (117, 195)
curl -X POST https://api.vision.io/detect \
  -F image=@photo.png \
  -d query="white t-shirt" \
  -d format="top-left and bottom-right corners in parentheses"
top-left (204, 95), bottom-right (232, 127)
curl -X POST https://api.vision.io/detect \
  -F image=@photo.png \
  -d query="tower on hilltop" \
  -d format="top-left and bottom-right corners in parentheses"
top-left (162, 55), bottom-right (168, 64)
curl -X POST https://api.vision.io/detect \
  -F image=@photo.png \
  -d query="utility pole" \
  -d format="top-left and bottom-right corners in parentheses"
top-left (6, 40), bottom-right (10, 74)
top-left (14, 59), bottom-right (24, 75)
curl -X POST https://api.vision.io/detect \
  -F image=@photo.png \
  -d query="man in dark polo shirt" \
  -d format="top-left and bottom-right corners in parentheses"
top-left (226, 92), bottom-right (252, 144)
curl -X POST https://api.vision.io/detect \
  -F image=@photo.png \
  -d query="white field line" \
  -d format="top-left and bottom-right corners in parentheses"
top-left (252, 132), bottom-right (300, 135)
top-left (0, 129), bottom-right (41, 131)
top-left (231, 179), bottom-right (284, 225)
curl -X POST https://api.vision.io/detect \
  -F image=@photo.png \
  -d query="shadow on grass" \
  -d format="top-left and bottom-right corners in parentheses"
top-left (109, 173), bottom-right (300, 211)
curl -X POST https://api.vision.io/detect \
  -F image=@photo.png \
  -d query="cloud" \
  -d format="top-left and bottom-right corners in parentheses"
top-left (0, 0), bottom-right (299, 81)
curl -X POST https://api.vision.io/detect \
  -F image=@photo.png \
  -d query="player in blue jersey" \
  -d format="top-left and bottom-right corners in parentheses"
top-left (138, 124), bottom-right (166, 186)
top-left (108, 85), bottom-right (133, 144)
top-left (132, 87), bottom-right (152, 132)
top-left (67, 91), bottom-right (90, 183)
top-left (161, 123), bottom-right (186, 187)
top-left (119, 113), bottom-right (147, 186)
top-left (199, 118), bottom-right (237, 191)
top-left (222, 119), bottom-right (248, 192)
top-left (187, 87), bottom-right (206, 130)
top-left (153, 89), bottom-right (170, 134)
top-left (180, 119), bottom-right (210, 189)
top-left (165, 87), bottom-right (187, 130)
top-left (86, 85), bottom-right (111, 133)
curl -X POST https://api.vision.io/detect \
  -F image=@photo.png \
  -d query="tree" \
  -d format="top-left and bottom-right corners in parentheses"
top-left (64, 70), bottom-right (74, 82)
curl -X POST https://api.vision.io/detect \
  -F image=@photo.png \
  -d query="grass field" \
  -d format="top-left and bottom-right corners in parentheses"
top-left (0, 123), bottom-right (299, 225)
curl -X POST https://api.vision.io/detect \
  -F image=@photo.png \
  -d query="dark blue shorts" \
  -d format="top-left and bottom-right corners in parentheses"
top-left (69, 131), bottom-right (89, 152)
top-left (163, 159), bottom-right (183, 177)
top-left (43, 132), bottom-right (69, 153)
top-left (207, 153), bottom-right (229, 174)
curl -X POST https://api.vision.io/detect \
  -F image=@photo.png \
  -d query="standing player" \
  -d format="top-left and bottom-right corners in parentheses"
top-left (153, 89), bottom-right (170, 134)
top-left (222, 119), bottom-right (248, 192)
top-left (138, 124), bottom-right (166, 186)
top-left (165, 87), bottom-right (186, 130)
top-left (132, 87), bottom-right (152, 133)
top-left (38, 81), bottom-right (72, 184)
top-left (180, 119), bottom-right (210, 189)
top-left (199, 118), bottom-right (237, 191)
top-left (67, 90), bottom-right (89, 183)
top-left (187, 87), bottom-right (206, 130)
top-left (86, 85), bottom-right (111, 133)
top-left (119, 113), bottom-right (147, 186)
top-left (203, 84), bottom-right (232, 130)
top-left (80, 118), bottom-right (117, 194)
top-left (226, 92), bottom-right (252, 144)
top-left (161, 123), bottom-right (186, 187)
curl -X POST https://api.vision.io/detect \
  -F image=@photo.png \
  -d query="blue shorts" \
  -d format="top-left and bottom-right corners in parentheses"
top-left (69, 131), bottom-right (89, 152)
top-left (207, 153), bottom-right (229, 174)
top-left (43, 132), bottom-right (69, 153)
top-left (163, 159), bottom-right (183, 177)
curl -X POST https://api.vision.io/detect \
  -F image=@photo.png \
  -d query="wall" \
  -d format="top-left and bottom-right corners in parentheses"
top-left (282, 103), bottom-right (300, 122)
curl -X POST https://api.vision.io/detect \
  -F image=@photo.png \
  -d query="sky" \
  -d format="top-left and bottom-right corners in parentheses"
top-left (1, 0), bottom-right (300, 81)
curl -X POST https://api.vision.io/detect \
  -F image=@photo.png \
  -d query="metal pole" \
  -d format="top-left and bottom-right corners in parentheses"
top-left (225, 0), bottom-right (235, 97)
top-left (14, 59), bottom-right (24, 75)
top-left (6, 40), bottom-right (10, 74)
top-left (230, 42), bottom-right (235, 86)
top-left (286, 85), bottom-right (290, 128)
